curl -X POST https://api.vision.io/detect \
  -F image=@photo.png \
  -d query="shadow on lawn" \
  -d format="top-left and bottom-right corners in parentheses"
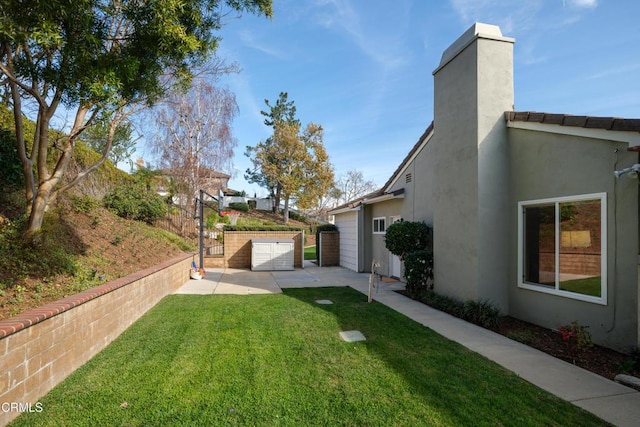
top-left (281, 286), bottom-right (606, 427)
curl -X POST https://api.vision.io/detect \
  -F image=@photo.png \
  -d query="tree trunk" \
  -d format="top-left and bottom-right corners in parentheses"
top-left (24, 182), bottom-right (53, 240)
top-left (283, 197), bottom-right (289, 224)
top-left (273, 184), bottom-right (282, 214)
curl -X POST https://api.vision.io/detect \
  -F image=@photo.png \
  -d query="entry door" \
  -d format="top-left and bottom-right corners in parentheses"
top-left (389, 216), bottom-right (402, 278)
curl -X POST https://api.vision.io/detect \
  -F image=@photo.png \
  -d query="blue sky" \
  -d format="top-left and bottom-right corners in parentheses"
top-left (174, 0), bottom-right (640, 196)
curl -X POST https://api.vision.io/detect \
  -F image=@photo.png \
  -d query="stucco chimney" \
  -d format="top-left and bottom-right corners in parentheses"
top-left (430, 23), bottom-right (515, 308)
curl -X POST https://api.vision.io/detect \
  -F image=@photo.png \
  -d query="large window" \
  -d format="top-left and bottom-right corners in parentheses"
top-left (518, 193), bottom-right (606, 305)
top-left (373, 217), bottom-right (386, 234)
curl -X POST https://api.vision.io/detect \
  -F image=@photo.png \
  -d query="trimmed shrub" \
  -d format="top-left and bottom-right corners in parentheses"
top-left (289, 210), bottom-right (307, 223)
top-left (224, 225), bottom-right (304, 231)
top-left (103, 184), bottom-right (167, 223)
top-left (385, 221), bottom-right (432, 259)
top-left (403, 249), bottom-right (433, 294)
top-left (228, 202), bottom-right (249, 212)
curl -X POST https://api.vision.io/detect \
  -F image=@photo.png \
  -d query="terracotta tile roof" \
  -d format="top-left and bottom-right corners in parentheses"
top-left (505, 111), bottom-right (640, 132)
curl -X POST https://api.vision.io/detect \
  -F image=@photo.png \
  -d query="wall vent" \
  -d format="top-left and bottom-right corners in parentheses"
top-left (406, 173), bottom-right (412, 183)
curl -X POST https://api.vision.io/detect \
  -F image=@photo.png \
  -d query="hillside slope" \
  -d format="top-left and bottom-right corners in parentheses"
top-left (0, 205), bottom-right (193, 320)
top-left (0, 203), bottom-right (317, 321)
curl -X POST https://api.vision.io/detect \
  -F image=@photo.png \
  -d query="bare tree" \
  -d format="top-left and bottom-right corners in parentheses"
top-left (334, 169), bottom-right (378, 206)
top-left (150, 79), bottom-right (238, 208)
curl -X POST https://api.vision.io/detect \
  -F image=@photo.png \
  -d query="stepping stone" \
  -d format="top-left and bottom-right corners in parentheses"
top-left (339, 330), bottom-right (366, 342)
top-left (315, 299), bottom-right (333, 305)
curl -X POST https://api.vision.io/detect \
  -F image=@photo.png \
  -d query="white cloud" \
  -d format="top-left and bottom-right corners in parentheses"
top-left (238, 30), bottom-right (290, 60)
top-left (586, 63), bottom-right (640, 81)
top-left (566, 0), bottom-right (598, 8)
top-left (311, 0), bottom-right (411, 70)
top-left (448, 0), bottom-right (544, 34)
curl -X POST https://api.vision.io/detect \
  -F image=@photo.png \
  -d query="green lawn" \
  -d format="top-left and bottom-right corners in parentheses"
top-left (304, 245), bottom-right (316, 260)
top-left (560, 276), bottom-right (602, 297)
top-left (11, 288), bottom-right (607, 426)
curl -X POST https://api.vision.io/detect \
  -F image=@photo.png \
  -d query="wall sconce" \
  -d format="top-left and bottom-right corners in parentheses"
top-left (614, 164), bottom-right (640, 179)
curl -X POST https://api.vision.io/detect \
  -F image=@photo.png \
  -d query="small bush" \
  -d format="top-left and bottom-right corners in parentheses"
top-left (413, 290), bottom-right (501, 329)
top-left (403, 249), bottom-right (433, 294)
top-left (104, 184), bottom-right (167, 223)
top-left (558, 321), bottom-right (593, 350)
top-left (228, 202), bottom-right (249, 212)
top-left (289, 211), bottom-right (307, 223)
top-left (462, 299), bottom-right (501, 329)
top-left (70, 195), bottom-right (101, 214)
top-left (385, 221), bottom-right (432, 259)
top-left (206, 211), bottom-right (229, 228)
top-left (247, 200), bottom-right (257, 210)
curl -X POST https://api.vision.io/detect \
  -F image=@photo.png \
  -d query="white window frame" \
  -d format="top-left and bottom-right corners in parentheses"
top-left (373, 217), bottom-right (386, 234)
top-left (517, 192), bottom-right (607, 305)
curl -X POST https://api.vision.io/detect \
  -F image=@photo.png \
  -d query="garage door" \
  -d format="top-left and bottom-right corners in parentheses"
top-left (335, 211), bottom-right (358, 271)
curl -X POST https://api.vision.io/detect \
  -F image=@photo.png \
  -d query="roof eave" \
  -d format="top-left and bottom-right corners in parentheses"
top-left (506, 111), bottom-right (640, 147)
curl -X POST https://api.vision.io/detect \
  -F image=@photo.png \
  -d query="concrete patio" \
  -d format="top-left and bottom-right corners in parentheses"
top-left (175, 262), bottom-right (640, 427)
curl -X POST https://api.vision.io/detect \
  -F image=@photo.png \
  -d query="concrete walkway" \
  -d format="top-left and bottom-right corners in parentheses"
top-left (175, 262), bottom-right (640, 427)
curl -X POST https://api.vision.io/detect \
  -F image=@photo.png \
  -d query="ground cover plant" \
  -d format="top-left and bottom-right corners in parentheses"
top-left (11, 288), bottom-right (608, 426)
top-left (0, 202), bottom-right (193, 320)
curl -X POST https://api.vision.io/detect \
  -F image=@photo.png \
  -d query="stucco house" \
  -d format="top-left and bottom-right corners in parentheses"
top-left (329, 23), bottom-right (640, 351)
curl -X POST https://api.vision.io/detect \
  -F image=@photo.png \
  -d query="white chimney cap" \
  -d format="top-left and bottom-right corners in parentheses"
top-left (435, 23), bottom-right (515, 74)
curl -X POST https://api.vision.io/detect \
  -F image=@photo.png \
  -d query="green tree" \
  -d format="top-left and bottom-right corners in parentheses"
top-left (0, 0), bottom-right (272, 240)
top-left (250, 120), bottom-right (335, 223)
top-left (245, 92), bottom-right (300, 212)
top-left (82, 117), bottom-right (136, 168)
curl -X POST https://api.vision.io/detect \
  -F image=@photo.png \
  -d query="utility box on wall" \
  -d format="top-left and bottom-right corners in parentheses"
top-left (251, 238), bottom-right (295, 271)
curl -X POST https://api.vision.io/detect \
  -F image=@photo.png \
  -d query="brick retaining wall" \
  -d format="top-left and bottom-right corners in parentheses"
top-left (0, 253), bottom-right (193, 426)
top-left (538, 252), bottom-right (601, 276)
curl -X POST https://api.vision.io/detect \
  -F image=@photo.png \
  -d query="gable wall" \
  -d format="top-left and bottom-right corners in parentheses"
top-left (387, 138), bottom-right (437, 226)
